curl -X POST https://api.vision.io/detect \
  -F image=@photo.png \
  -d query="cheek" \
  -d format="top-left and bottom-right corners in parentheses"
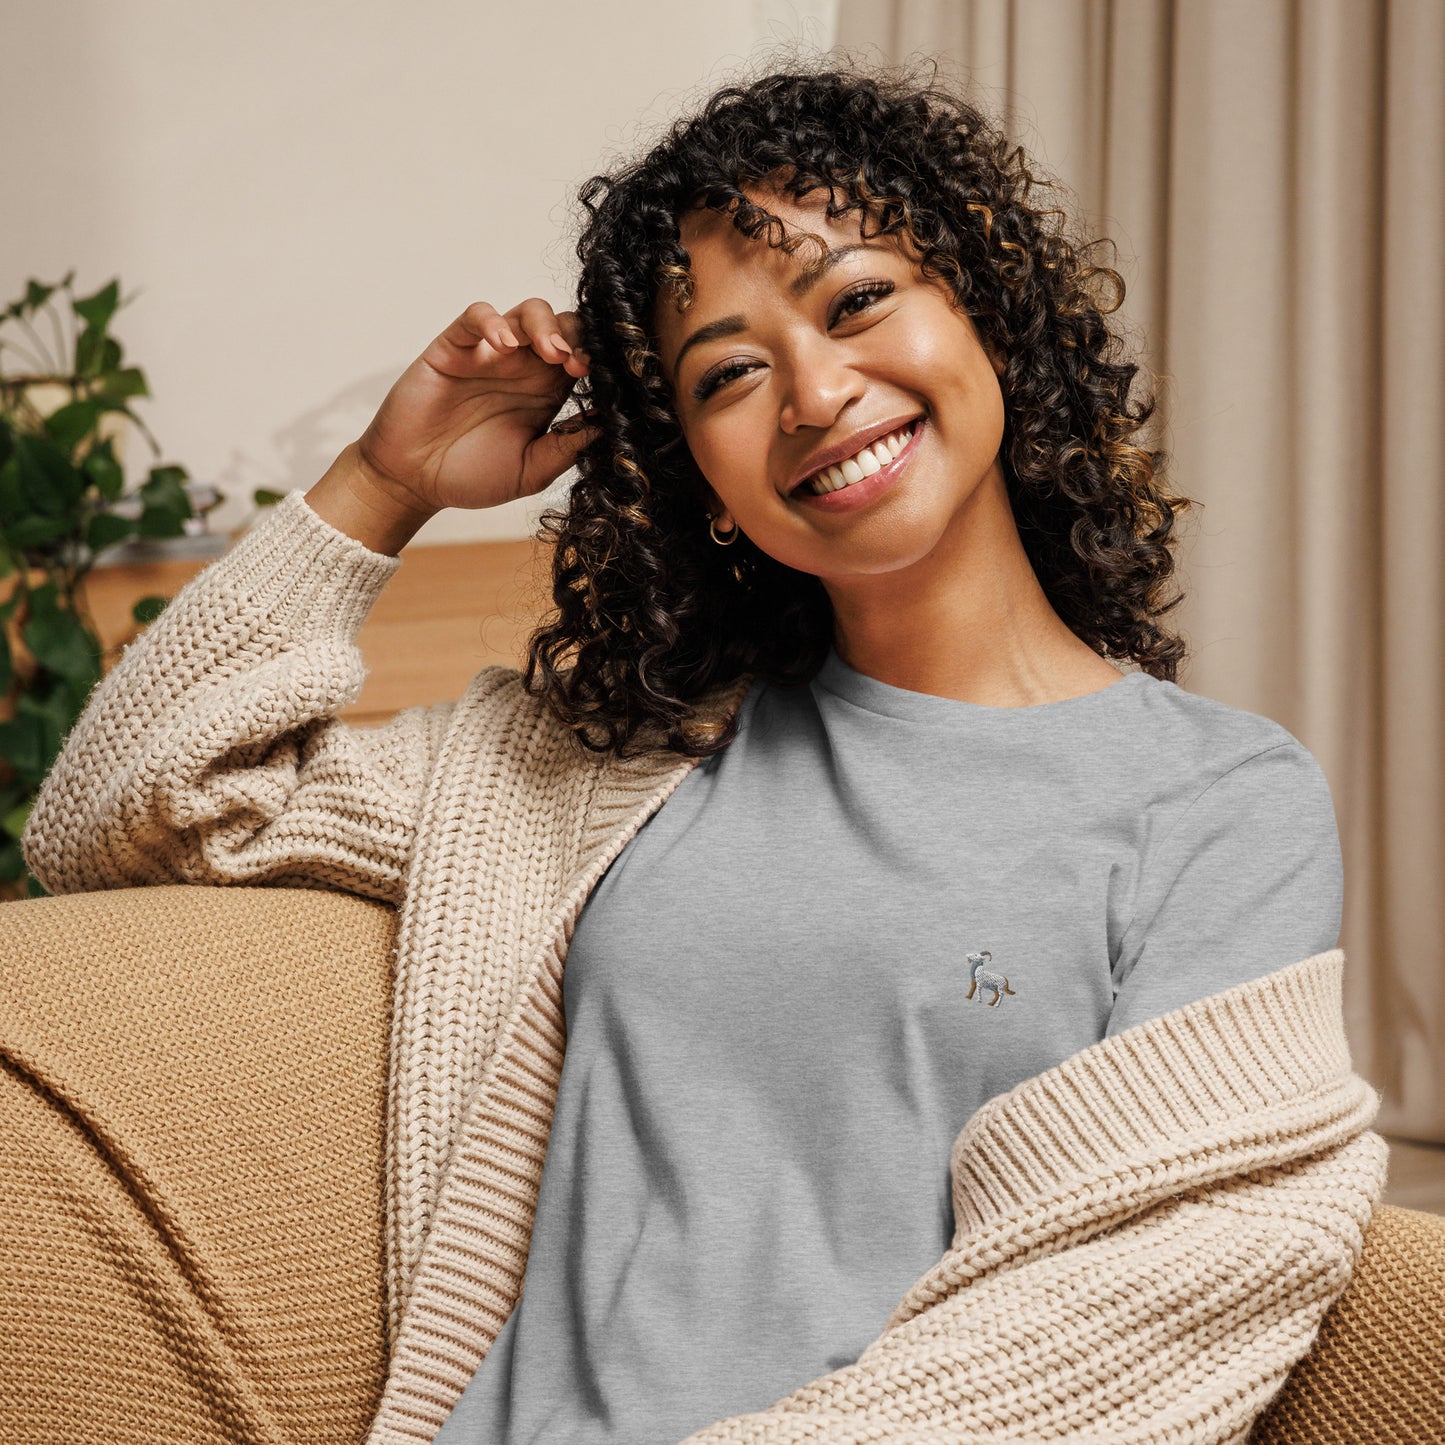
top-left (914, 328), bottom-right (1006, 439)
top-left (685, 415), bottom-right (765, 499)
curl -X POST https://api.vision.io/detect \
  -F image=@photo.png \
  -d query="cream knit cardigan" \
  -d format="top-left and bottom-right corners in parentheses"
top-left (23, 489), bottom-right (1388, 1445)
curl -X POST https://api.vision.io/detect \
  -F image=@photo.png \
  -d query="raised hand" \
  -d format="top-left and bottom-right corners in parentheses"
top-left (353, 297), bottom-right (598, 515)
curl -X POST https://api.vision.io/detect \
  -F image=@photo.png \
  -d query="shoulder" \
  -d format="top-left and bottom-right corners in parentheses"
top-left (1127, 675), bottom-right (1334, 825)
top-left (445, 663), bottom-right (757, 772)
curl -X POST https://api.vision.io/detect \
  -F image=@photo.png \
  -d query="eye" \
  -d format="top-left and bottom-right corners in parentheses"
top-left (692, 358), bottom-right (756, 402)
top-left (691, 279), bottom-right (898, 402)
top-left (829, 279), bottom-right (895, 325)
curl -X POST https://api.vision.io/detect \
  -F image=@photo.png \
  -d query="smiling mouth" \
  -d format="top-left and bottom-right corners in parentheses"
top-left (790, 420), bottom-right (921, 497)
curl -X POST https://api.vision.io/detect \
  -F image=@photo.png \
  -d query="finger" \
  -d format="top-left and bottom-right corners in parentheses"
top-left (553, 310), bottom-right (592, 374)
top-left (430, 301), bottom-right (522, 372)
top-left (523, 418), bottom-right (602, 494)
top-left (505, 298), bottom-right (579, 368)
top-left (550, 404), bottom-right (602, 435)
top-left (439, 301), bottom-right (506, 349)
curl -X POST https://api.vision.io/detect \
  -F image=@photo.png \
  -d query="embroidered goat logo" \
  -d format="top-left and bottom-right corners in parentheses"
top-left (963, 950), bottom-right (1015, 1007)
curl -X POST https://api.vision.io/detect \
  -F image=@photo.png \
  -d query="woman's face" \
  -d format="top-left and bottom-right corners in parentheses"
top-left (651, 185), bottom-right (1009, 583)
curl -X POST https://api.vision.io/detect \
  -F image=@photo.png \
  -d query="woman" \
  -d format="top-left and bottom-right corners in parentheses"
top-left (17, 61), bottom-right (1384, 1445)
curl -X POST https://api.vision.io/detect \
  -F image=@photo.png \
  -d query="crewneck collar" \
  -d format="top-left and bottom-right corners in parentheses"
top-left (813, 644), bottom-right (1152, 725)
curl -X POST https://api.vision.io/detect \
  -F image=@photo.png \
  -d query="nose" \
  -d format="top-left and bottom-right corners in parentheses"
top-left (777, 334), bottom-right (866, 434)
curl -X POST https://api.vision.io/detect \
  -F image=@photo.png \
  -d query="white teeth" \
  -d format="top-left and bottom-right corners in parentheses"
top-left (802, 423), bottom-right (915, 495)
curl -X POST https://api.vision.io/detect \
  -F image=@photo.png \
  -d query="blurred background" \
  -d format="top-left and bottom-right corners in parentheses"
top-left (1, 2), bottom-right (1441, 1189)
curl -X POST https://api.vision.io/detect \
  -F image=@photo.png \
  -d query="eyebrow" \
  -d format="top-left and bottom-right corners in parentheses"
top-left (668, 241), bottom-right (891, 384)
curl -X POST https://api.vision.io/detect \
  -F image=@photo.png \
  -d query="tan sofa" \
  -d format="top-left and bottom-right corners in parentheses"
top-left (1, 883), bottom-right (1441, 1444)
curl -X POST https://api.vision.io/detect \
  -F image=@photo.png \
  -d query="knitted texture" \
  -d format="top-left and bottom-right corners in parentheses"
top-left (22, 489), bottom-right (1389, 1445)
top-left (0, 883), bottom-right (395, 1444)
top-left (1251, 1203), bottom-right (1445, 1443)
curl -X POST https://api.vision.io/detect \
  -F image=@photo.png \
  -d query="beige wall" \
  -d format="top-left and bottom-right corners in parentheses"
top-left (0, 0), bottom-right (838, 544)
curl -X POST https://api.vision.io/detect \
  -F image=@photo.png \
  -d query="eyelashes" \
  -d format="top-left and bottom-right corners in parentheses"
top-left (832, 279), bottom-right (896, 322)
top-left (690, 280), bottom-right (897, 401)
top-left (692, 358), bottom-right (753, 402)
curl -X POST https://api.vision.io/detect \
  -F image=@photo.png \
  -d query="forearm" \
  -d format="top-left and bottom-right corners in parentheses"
top-left (20, 486), bottom-right (435, 898)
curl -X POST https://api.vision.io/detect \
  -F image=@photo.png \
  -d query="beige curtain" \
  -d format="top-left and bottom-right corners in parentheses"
top-left (835, 0), bottom-right (1444, 1140)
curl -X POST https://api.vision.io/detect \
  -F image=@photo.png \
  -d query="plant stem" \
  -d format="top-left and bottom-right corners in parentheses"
top-left (0, 337), bottom-right (51, 376)
top-left (14, 316), bottom-right (55, 374)
top-left (46, 302), bottom-right (69, 373)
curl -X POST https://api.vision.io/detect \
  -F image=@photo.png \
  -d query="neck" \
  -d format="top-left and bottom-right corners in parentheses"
top-left (822, 463), bottom-right (1120, 706)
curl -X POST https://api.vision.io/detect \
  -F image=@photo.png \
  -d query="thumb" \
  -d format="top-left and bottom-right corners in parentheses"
top-left (523, 420), bottom-right (603, 494)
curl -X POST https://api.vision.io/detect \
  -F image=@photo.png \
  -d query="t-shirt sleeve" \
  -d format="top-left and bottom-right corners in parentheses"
top-left (1106, 739), bottom-right (1344, 1036)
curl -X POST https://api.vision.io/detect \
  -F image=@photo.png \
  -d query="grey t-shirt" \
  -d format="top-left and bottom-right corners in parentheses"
top-left (434, 648), bottom-right (1343, 1444)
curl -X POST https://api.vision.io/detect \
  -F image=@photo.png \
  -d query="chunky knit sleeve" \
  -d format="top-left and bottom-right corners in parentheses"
top-left (676, 950), bottom-right (1387, 1445)
top-left (20, 488), bottom-right (454, 906)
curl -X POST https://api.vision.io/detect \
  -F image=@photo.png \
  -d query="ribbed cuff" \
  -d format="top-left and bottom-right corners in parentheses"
top-left (212, 487), bottom-right (404, 641)
top-left (950, 948), bottom-right (1363, 1233)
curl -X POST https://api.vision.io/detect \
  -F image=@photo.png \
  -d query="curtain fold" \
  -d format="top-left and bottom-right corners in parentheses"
top-left (835, 0), bottom-right (1444, 1139)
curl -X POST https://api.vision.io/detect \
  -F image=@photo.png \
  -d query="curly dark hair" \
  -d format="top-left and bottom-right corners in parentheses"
top-left (522, 55), bottom-right (1196, 759)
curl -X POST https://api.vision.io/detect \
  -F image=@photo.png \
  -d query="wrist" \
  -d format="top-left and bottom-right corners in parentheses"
top-left (305, 443), bottom-right (438, 557)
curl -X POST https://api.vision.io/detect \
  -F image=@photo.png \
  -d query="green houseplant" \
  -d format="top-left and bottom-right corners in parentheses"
top-left (0, 272), bottom-right (202, 899)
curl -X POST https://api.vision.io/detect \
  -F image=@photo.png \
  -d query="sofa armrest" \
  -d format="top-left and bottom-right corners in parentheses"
top-left (1251, 1202), bottom-right (1445, 1443)
top-left (0, 884), bottom-right (395, 1444)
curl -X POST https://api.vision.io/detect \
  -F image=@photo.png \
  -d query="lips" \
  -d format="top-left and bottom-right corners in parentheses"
top-left (790, 415), bottom-right (925, 512)
top-left (785, 414), bottom-right (926, 496)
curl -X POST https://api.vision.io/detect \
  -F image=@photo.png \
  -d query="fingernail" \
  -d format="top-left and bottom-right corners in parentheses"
top-left (550, 333), bottom-right (572, 354)
top-left (499, 327), bottom-right (519, 347)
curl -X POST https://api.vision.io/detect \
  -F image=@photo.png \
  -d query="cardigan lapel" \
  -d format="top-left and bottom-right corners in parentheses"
top-left (372, 668), bottom-right (756, 1443)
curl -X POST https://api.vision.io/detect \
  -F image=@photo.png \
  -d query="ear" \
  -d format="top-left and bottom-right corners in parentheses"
top-left (703, 484), bottom-right (733, 531)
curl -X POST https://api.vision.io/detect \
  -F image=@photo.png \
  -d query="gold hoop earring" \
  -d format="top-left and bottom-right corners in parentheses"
top-left (709, 515), bottom-right (739, 546)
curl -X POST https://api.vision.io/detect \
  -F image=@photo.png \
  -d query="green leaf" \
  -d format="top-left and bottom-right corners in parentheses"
top-left (86, 511), bottom-right (135, 552)
top-left (22, 602), bottom-right (101, 683)
top-left (2, 795), bottom-right (31, 842)
top-left (82, 437), bottom-right (125, 499)
top-left (75, 324), bottom-right (105, 377)
top-left (58, 670), bottom-right (96, 721)
top-left (0, 456), bottom-right (23, 522)
top-left (23, 280), bottom-right (55, 314)
top-left (137, 463), bottom-right (192, 537)
top-left (0, 625), bottom-right (9, 693)
top-left (44, 399), bottom-right (101, 452)
top-left (4, 514), bottom-right (73, 547)
top-left (99, 366), bottom-right (148, 401)
top-left (0, 713), bottom-right (49, 785)
top-left (72, 328), bottom-right (122, 379)
top-left (73, 279), bottom-right (120, 331)
top-left (132, 594), bottom-right (169, 625)
top-left (253, 488), bottom-right (286, 507)
top-left (13, 433), bottom-right (84, 514)
top-left (26, 579), bottom-right (57, 612)
top-left (144, 464), bottom-right (190, 495)
top-left (0, 837), bottom-right (24, 884)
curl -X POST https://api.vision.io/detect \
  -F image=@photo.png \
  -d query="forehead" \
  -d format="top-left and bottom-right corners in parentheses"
top-left (677, 185), bottom-right (870, 267)
top-left (653, 186), bottom-right (901, 357)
